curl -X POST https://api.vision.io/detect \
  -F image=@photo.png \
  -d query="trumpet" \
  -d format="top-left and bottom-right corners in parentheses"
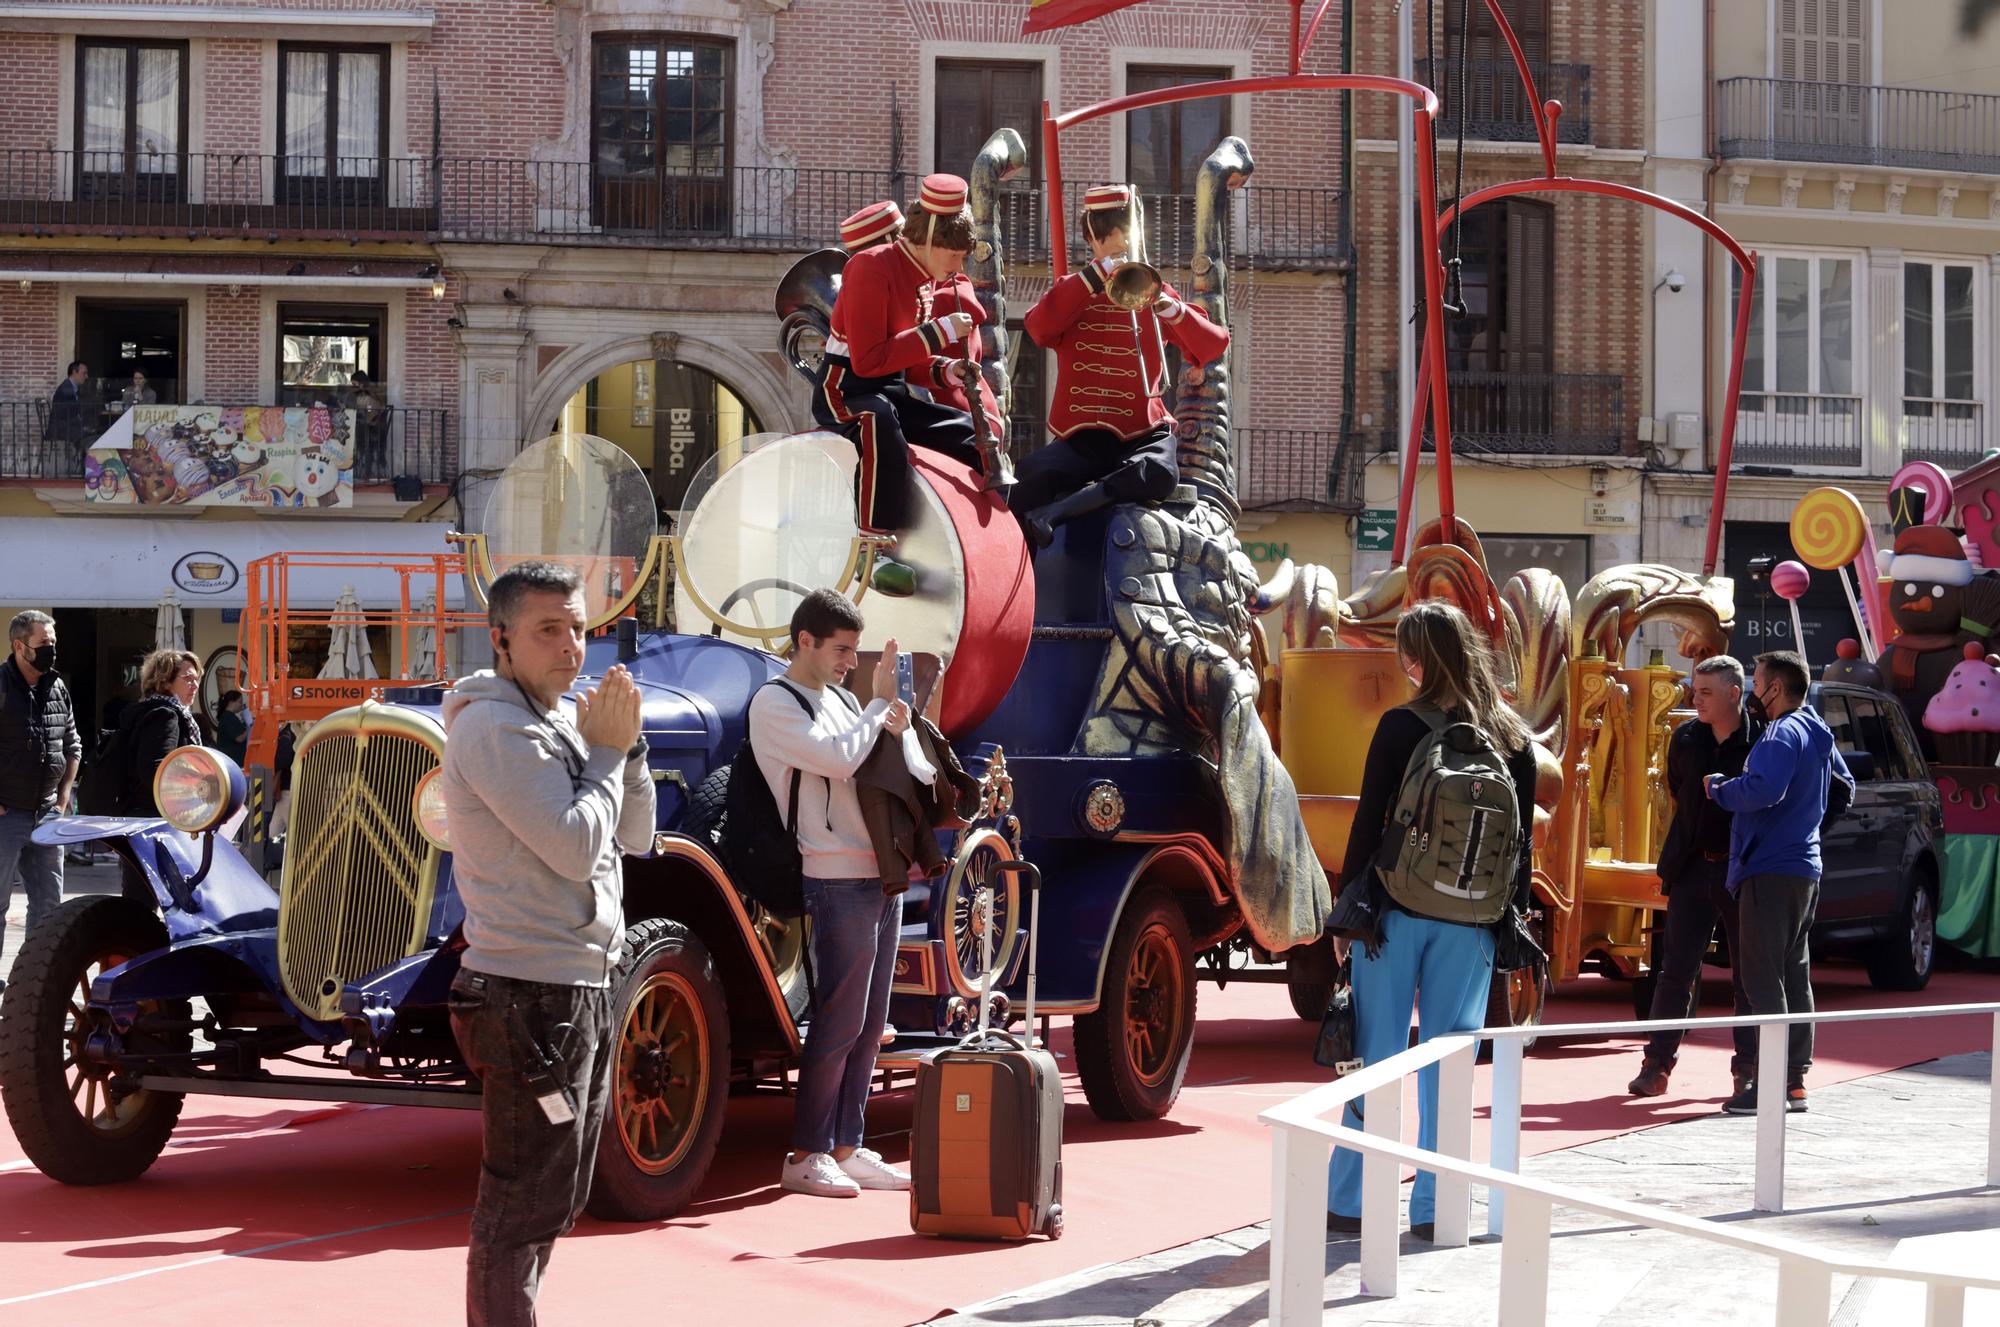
top-left (1103, 190), bottom-right (1168, 396)
top-left (1104, 258), bottom-right (1163, 311)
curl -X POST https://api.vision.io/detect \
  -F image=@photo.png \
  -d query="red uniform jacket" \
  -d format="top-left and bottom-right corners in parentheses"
top-left (829, 240), bottom-right (959, 381)
top-left (1025, 260), bottom-right (1229, 442)
top-left (911, 274), bottom-right (1002, 435)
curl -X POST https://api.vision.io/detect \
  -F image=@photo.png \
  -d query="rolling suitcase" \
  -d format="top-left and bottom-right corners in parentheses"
top-left (910, 858), bottom-right (1064, 1240)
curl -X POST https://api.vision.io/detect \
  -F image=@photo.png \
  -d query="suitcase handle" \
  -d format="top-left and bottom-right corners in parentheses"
top-left (991, 858), bottom-right (1042, 1046)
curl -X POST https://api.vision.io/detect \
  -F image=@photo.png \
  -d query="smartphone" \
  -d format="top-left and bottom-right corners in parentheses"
top-left (896, 652), bottom-right (915, 705)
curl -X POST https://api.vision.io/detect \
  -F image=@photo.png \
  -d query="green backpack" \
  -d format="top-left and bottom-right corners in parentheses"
top-left (1374, 707), bottom-right (1522, 926)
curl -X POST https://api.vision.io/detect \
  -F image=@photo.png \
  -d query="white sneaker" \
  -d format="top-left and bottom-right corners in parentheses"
top-left (837, 1147), bottom-right (912, 1191)
top-left (781, 1151), bottom-right (860, 1198)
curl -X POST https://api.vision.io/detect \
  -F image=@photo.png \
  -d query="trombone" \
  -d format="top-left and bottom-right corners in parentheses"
top-left (1102, 191), bottom-right (1169, 397)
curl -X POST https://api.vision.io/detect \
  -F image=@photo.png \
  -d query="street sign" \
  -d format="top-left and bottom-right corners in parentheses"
top-left (1357, 508), bottom-right (1396, 551)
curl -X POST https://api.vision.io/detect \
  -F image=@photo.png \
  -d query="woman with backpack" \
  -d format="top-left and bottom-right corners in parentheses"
top-left (117, 649), bottom-right (204, 816)
top-left (1325, 600), bottom-right (1539, 1240)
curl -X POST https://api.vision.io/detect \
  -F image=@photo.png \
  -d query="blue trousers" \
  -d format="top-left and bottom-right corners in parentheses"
top-left (791, 876), bottom-right (902, 1155)
top-left (1328, 909), bottom-right (1495, 1225)
top-left (0, 804), bottom-right (63, 964)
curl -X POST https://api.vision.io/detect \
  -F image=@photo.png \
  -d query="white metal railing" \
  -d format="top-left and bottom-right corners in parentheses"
top-left (1261, 1003), bottom-right (2000, 1326)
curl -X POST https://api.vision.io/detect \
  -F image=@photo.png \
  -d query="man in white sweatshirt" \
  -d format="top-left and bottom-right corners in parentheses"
top-left (440, 561), bottom-right (656, 1326)
top-left (752, 587), bottom-right (914, 1197)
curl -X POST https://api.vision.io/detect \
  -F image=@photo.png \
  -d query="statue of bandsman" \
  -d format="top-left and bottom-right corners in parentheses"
top-left (812, 175), bottom-right (994, 597)
top-left (836, 200), bottom-right (1002, 439)
top-left (1016, 183), bottom-right (1229, 546)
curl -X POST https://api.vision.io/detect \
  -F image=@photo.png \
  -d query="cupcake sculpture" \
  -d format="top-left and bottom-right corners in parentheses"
top-left (1924, 641), bottom-right (2000, 766)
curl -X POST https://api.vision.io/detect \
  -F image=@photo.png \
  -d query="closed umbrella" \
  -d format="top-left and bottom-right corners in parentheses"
top-left (410, 590), bottom-right (439, 679)
top-left (154, 589), bottom-right (187, 653)
top-left (319, 586), bottom-right (379, 680)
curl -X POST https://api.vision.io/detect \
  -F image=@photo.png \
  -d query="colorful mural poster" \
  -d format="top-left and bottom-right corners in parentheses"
top-left (85, 405), bottom-right (355, 509)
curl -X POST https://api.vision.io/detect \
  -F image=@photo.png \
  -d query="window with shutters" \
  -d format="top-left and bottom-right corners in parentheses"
top-left (1729, 252), bottom-right (1862, 466)
top-left (1125, 66), bottom-right (1231, 259)
top-left (1440, 0), bottom-right (1587, 143)
top-left (1774, 0), bottom-right (1870, 152)
top-left (1431, 198), bottom-right (1557, 444)
top-left (934, 60), bottom-right (1043, 183)
top-left (76, 40), bottom-right (188, 204)
top-left (1902, 259), bottom-right (1984, 465)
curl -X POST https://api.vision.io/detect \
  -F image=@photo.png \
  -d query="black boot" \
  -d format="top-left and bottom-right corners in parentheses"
top-left (1023, 480), bottom-right (1116, 549)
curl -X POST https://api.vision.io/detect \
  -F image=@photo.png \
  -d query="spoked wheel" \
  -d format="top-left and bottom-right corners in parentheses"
top-left (588, 918), bottom-right (730, 1221)
top-left (749, 903), bottom-right (811, 1023)
top-left (1075, 890), bottom-right (1196, 1121)
top-left (0, 895), bottom-right (187, 1185)
top-left (946, 830), bottom-right (1020, 991)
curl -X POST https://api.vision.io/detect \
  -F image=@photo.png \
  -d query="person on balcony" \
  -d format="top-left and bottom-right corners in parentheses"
top-left (810, 175), bottom-right (994, 597)
top-left (1014, 184), bottom-right (1228, 547)
top-left (43, 361), bottom-right (89, 472)
top-left (120, 370), bottom-right (157, 409)
top-left (350, 370), bottom-right (389, 484)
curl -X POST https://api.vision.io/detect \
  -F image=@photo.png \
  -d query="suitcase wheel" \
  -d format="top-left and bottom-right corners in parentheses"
top-left (1044, 1204), bottom-right (1064, 1240)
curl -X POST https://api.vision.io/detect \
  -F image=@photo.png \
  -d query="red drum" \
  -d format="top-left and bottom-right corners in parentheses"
top-left (675, 432), bottom-right (1033, 736)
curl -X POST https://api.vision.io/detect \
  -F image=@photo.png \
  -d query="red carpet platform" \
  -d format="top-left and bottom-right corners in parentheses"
top-left (1, 960), bottom-right (1992, 1326)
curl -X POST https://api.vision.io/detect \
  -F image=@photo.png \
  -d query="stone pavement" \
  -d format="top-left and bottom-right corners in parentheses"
top-left (1, 852), bottom-right (121, 984)
top-left (930, 1053), bottom-right (2000, 1327)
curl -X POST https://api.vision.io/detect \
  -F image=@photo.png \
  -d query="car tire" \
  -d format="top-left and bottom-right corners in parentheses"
top-left (680, 766), bottom-right (730, 843)
top-left (586, 917), bottom-right (731, 1221)
top-left (1866, 869), bottom-right (1938, 993)
top-left (0, 895), bottom-right (187, 1185)
top-left (1075, 889), bottom-right (1196, 1121)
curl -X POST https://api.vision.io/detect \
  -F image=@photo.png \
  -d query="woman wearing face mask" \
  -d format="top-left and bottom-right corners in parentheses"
top-left (1323, 600), bottom-right (1540, 1241)
top-left (116, 650), bottom-right (204, 818)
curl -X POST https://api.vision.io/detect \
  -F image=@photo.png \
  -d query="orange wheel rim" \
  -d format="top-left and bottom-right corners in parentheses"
top-left (1121, 923), bottom-right (1184, 1089)
top-left (615, 971), bottom-right (708, 1175)
top-left (65, 946), bottom-right (157, 1137)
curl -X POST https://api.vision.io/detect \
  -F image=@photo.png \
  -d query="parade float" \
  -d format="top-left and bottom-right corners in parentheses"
top-left (0, 0), bottom-right (1841, 1217)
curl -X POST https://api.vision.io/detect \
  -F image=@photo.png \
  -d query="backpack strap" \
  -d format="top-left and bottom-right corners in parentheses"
top-left (766, 677), bottom-right (834, 832)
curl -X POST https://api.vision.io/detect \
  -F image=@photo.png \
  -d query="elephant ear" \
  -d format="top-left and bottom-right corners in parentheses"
top-left (1502, 568), bottom-right (1572, 757)
top-left (1408, 541), bottom-right (1507, 658)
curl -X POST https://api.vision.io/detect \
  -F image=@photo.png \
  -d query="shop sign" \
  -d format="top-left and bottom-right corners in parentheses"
top-left (1242, 540), bottom-right (1290, 565)
top-left (1357, 508), bottom-right (1397, 551)
top-left (1586, 498), bottom-right (1637, 527)
top-left (170, 551), bottom-right (242, 596)
top-left (86, 405), bottom-right (354, 510)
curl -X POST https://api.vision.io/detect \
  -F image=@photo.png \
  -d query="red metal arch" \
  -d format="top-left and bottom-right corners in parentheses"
top-left (1041, 73), bottom-right (1458, 488)
top-left (1391, 177), bottom-right (1759, 578)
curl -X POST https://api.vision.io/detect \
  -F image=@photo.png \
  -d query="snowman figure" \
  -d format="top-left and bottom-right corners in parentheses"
top-left (296, 447), bottom-right (345, 508)
top-left (1878, 523), bottom-right (1976, 755)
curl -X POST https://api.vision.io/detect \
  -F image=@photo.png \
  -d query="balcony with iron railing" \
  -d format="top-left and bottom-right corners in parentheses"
top-left (0, 151), bottom-right (437, 238)
top-left (1442, 61), bottom-right (1592, 144)
top-left (1237, 428), bottom-right (1364, 512)
top-left (1730, 392), bottom-right (1866, 468)
top-left (1378, 370), bottom-right (1628, 456)
top-left (1901, 398), bottom-right (1986, 468)
top-left (0, 401), bottom-right (456, 487)
top-left (1717, 77), bottom-right (2000, 174)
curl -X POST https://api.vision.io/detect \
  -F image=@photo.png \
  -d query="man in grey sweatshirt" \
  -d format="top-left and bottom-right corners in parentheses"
top-left (439, 561), bottom-right (655, 1327)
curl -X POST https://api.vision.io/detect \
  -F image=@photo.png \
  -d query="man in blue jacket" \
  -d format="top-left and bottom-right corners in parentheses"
top-left (1706, 650), bottom-right (1854, 1116)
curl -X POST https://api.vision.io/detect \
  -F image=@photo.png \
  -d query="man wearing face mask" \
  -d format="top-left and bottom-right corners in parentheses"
top-left (1705, 650), bottom-right (1855, 1115)
top-left (0, 610), bottom-right (81, 986)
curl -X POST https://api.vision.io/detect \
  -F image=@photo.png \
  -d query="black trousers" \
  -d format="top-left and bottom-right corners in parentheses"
top-left (1011, 423), bottom-right (1178, 514)
top-left (1735, 872), bottom-right (1820, 1079)
top-left (449, 969), bottom-right (616, 1327)
top-left (1643, 856), bottom-right (1754, 1075)
top-left (811, 356), bottom-right (979, 534)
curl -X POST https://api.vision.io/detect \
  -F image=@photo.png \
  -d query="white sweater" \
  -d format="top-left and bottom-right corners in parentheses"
top-left (747, 677), bottom-right (890, 882)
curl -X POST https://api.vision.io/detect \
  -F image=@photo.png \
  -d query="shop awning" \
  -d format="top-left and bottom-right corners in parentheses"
top-left (4, 517), bottom-right (464, 609)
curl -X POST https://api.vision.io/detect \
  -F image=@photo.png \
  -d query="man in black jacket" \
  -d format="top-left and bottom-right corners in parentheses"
top-left (1628, 655), bottom-right (1759, 1099)
top-left (0, 610), bottom-right (80, 979)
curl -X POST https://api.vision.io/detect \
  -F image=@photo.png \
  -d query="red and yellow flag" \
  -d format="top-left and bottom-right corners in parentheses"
top-left (1022, 0), bottom-right (1150, 34)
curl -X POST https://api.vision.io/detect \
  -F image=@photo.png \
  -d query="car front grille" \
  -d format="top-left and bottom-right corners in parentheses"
top-left (277, 705), bottom-right (444, 1021)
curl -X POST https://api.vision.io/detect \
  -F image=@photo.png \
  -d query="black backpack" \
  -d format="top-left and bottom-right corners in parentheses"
top-left (77, 724), bottom-right (135, 816)
top-left (717, 680), bottom-right (835, 920)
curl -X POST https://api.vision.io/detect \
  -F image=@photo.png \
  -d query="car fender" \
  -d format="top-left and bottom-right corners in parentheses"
top-left (34, 816), bottom-right (278, 939)
top-left (622, 833), bottom-right (799, 1056)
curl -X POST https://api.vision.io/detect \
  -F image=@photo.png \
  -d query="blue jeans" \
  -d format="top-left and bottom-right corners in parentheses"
top-left (0, 803), bottom-right (63, 964)
top-left (1328, 909), bottom-right (1496, 1226)
top-left (792, 876), bottom-right (902, 1155)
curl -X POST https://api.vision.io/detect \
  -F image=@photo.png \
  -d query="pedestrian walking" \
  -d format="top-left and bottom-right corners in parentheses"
top-left (1706, 650), bottom-right (1855, 1115)
top-left (438, 561), bottom-right (655, 1327)
top-left (214, 689), bottom-right (250, 767)
top-left (1627, 656), bottom-right (1760, 1100)
top-left (0, 611), bottom-right (81, 989)
top-left (752, 588), bottom-right (916, 1198)
top-left (1324, 601), bottom-right (1538, 1240)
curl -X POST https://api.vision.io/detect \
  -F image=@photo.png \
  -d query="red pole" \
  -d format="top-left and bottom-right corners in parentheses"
top-left (1043, 104), bottom-right (1067, 281)
top-left (1392, 336), bottom-right (1431, 567)
top-left (1412, 109), bottom-right (1455, 539)
top-left (1704, 252), bottom-right (1758, 576)
top-left (1290, 0), bottom-right (1301, 75)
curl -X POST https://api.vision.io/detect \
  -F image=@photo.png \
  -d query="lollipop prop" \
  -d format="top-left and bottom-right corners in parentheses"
top-left (1791, 487), bottom-right (1877, 662)
top-left (1771, 560), bottom-right (1811, 666)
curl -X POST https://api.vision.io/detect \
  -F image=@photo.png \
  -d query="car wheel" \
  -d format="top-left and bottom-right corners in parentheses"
top-left (587, 917), bottom-right (731, 1221)
top-left (1075, 889), bottom-right (1196, 1121)
top-left (0, 895), bottom-right (187, 1185)
top-left (1866, 870), bottom-right (1937, 992)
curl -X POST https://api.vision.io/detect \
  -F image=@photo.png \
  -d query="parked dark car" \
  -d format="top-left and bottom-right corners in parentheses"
top-left (1809, 679), bottom-right (1941, 991)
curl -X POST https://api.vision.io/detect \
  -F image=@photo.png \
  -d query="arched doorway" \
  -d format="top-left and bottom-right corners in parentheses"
top-left (556, 358), bottom-right (763, 514)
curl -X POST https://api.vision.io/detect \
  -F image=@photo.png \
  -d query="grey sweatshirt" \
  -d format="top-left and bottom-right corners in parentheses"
top-left (440, 671), bottom-right (657, 987)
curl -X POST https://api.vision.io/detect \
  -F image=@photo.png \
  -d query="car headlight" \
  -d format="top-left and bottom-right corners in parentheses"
top-left (153, 745), bottom-right (246, 835)
top-left (412, 767), bottom-right (450, 852)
